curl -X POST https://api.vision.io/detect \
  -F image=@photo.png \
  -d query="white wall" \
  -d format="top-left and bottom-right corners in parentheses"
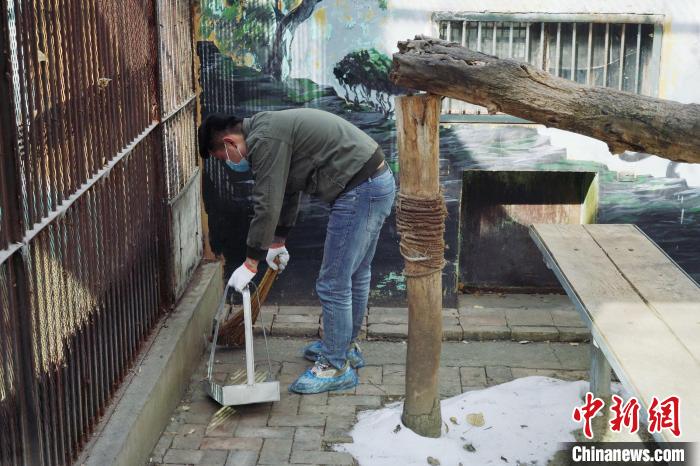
top-left (289, 0), bottom-right (700, 185)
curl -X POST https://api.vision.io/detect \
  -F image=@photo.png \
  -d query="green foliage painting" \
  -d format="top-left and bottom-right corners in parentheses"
top-left (333, 48), bottom-right (405, 116)
top-left (200, 0), bottom-right (388, 80)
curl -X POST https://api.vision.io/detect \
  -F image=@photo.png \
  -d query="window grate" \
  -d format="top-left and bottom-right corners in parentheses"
top-left (437, 17), bottom-right (662, 117)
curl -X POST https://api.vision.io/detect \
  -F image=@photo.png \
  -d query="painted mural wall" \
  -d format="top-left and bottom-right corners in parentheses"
top-left (197, 0), bottom-right (700, 306)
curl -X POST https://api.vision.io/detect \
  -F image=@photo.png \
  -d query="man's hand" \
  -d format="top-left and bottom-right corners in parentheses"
top-left (266, 242), bottom-right (290, 271)
top-left (229, 261), bottom-right (257, 292)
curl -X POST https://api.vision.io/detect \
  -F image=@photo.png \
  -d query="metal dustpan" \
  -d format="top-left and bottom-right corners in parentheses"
top-left (206, 284), bottom-right (280, 406)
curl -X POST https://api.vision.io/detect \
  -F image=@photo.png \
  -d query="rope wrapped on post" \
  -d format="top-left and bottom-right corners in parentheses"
top-left (396, 191), bottom-right (447, 278)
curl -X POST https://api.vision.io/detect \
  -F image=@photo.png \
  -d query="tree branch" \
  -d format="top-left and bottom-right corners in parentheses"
top-left (390, 36), bottom-right (700, 164)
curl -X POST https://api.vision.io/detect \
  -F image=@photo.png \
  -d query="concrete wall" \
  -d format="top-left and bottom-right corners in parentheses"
top-left (168, 169), bottom-right (204, 302)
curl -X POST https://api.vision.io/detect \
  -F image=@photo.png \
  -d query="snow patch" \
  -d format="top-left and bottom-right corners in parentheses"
top-left (337, 376), bottom-right (591, 466)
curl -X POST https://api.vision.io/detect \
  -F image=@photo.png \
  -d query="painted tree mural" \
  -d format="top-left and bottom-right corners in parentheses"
top-left (200, 0), bottom-right (388, 80)
top-left (267, 0), bottom-right (322, 79)
top-left (333, 48), bottom-right (406, 116)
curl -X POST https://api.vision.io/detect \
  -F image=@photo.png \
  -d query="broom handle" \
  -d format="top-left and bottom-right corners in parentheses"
top-left (242, 287), bottom-right (255, 386)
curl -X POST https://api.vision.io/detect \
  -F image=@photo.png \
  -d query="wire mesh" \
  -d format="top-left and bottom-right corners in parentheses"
top-left (7, 0), bottom-right (158, 231)
top-left (162, 101), bottom-right (198, 200)
top-left (0, 0), bottom-right (180, 464)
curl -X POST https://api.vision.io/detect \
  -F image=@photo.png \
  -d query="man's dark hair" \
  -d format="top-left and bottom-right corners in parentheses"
top-left (197, 113), bottom-right (244, 159)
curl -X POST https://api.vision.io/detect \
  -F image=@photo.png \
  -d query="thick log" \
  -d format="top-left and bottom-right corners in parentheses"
top-left (396, 94), bottom-right (443, 438)
top-left (390, 36), bottom-right (700, 165)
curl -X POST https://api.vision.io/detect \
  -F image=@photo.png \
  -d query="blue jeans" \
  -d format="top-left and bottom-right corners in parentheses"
top-left (315, 167), bottom-right (396, 369)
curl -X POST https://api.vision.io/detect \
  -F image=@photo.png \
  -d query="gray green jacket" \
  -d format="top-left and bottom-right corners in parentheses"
top-left (242, 108), bottom-right (379, 260)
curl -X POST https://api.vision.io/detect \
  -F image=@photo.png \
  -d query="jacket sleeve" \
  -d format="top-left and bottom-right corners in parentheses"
top-left (246, 137), bottom-right (292, 260)
top-left (274, 191), bottom-right (301, 238)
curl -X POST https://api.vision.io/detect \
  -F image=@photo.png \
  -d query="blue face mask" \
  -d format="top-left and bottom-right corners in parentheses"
top-left (224, 143), bottom-right (250, 173)
top-left (225, 158), bottom-right (250, 172)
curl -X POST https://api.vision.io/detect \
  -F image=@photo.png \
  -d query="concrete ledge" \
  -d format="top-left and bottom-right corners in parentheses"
top-left (82, 261), bottom-right (222, 466)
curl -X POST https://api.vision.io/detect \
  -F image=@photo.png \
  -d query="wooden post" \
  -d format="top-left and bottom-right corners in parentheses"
top-left (396, 94), bottom-right (444, 438)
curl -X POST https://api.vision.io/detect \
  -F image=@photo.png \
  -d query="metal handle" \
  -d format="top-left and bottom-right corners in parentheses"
top-left (241, 286), bottom-right (256, 386)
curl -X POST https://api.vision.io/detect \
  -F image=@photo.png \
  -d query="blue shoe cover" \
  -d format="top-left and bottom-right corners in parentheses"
top-left (301, 341), bottom-right (365, 369)
top-left (288, 359), bottom-right (358, 394)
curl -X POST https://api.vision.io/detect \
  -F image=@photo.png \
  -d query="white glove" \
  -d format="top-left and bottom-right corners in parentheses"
top-left (266, 245), bottom-right (290, 271)
top-left (228, 263), bottom-right (257, 292)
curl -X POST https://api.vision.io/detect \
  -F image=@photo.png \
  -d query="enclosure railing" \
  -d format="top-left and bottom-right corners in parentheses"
top-left (0, 0), bottom-right (199, 465)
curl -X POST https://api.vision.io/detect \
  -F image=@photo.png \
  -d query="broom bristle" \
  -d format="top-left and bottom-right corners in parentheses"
top-left (218, 267), bottom-right (278, 347)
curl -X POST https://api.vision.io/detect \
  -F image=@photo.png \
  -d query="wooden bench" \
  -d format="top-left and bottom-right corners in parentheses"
top-left (529, 223), bottom-right (700, 444)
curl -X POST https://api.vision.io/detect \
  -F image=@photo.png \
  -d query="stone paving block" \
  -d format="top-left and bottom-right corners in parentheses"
top-left (461, 325), bottom-right (510, 340)
top-left (551, 343), bottom-right (590, 371)
top-left (268, 414), bottom-right (326, 427)
top-left (382, 364), bottom-right (405, 375)
top-left (367, 323), bottom-right (408, 339)
top-left (460, 293), bottom-right (566, 310)
top-left (438, 366), bottom-right (461, 387)
top-left (163, 448), bottom-right (203, 464)
top-left (358, 365), bottom-right (382, 384)
top-left (459, 366), bottom-right (487, 388)
top-left (270, 392), bottom-right (301, 415)
top-left (328, 395), bottom-right (381, 408)
top-left (505, 309), bottom-right (555, 327)
top-left (443, 316), bottom-right (460, 326)
top-left (367, 313), bottom-right (408, 325)
top-left (323, 415), bottom-right (356, 444)
top-left (170, 434), bottom-right (203, 449)
top-left (443, 308), bottom-right (459, 317)
top-left (458, 308), bottom-right (507, 326)
top-left (486, 365), bottom-right (513, 385)
top-left (380, 365), bottom-right (404, 385)
top-left (558, 326), bottom-right (591, 342)
top-left (293, 427), bottom-right (323, 451)
top-left (199, 449), bottom-right (229, 466)
top-left (205, 407), bottom-right (239, 437)
top-left (235, 411), bottom-right (270, 428)
top-left (443, 324), bottom-right (463, 341)
top-left (290, 450), bottom-right (355, 465)
top-left (440, 382), bottom-right (463, 397)
top-left (200, 437), bottom-right (263, 451)
top-left (511, 325), bottom-right (559, 342)
top-left (177, 423), bottom-right (206, 437)
top-left (253, 306), bottom-right (277, 334)
top-left (234, 426), bottom-right (295, 439)
top-left (275, 314), bottom-right (320, 324)
top-left (511, 367), bottom-right (589, 381)
top-left (279, 362), bottom-right (310, 384)
top-left (278, 306), bottom-right (321, 316)
top-left (299, 391), bottom-right (329, 408)
top-left (272, 321), bottom-right (320, 337)
top-left (151, 434), bottom-right (173, 458)
top-left (551, 308), bottom-right (585, 327)
top-left (299, 403), bottom-right (355, 417)
top-left (225, 450), bottom-right (259, 466)
top-left (258, 438), bottom-right (293, 464)
top-left (355, 384), bottom-right (389, 396)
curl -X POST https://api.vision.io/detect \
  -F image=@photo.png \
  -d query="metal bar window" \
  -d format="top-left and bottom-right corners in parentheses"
top-left (508, 23), bottom-right (514, 58)
top-left (555, 22), bottom-right (561, 77)
top-left (603, 23), bottom-right (610, 86)
top-left (477, 22), bottom-right (482, 52)
top-left (435, 16), bottom-right (663, 118)
top-left (587, 23), bottom-right (593, 85)
top-left (635, 23), bottom-right (642, 93)
top-left (525, 23), bottom-right (530, 61)
top-left (619, 23), bottom-right (626, 90)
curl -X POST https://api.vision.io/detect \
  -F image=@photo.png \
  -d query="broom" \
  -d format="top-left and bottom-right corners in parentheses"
top-left (217, 266), bottom-right (279, 347)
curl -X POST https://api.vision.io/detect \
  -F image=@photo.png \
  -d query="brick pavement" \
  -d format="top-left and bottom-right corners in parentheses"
top-left (253, 294), bottom-right (590, 344)
top-left (148, 336), bottom-right (590, 466)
